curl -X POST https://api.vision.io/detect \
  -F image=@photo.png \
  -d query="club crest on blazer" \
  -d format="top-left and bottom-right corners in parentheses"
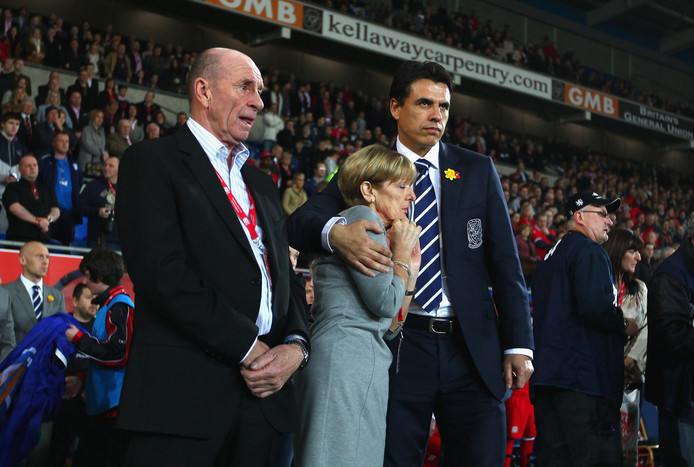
top-left (467, 218), bottom-right (483, 249)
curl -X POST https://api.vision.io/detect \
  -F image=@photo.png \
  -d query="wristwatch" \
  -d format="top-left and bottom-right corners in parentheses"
top-left (287, 339), bottom-right (309, 370)
top-left (623, 318), bottom-right (629, 332)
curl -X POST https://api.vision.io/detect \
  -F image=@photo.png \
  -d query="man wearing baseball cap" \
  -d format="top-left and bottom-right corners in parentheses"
top-left (530, 191), bottom-right (638, 466)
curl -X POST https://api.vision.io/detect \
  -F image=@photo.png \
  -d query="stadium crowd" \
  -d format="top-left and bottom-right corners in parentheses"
top-left (316, 0), bottom-right (694, 118)
top-left (0, 3), bottom-right (690, 260)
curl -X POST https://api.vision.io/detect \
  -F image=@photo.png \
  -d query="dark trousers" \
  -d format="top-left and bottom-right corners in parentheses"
top-left (121, 391), bottom-right (287, 467)
top-left (658, 404), bottom-right (694, 467)
top-left (533, 386), bottom-right (621, 467)
top-left (47, 397), bottom-right (87, 467)
top-left (71, 415), bottom-right (124, 467)
top-left (384, 327), bottom-right (506, 467)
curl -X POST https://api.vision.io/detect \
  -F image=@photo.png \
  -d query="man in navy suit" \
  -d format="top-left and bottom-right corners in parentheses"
top-left (645, 213), bottom-right (694, 466)
top-left (286, 61), bottom-right (533, 466)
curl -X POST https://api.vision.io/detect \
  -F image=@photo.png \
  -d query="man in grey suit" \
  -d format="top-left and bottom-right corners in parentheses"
top-left (3, 241), bottom-right (66, 347)
top-left (0, 287), bottom-right (14, 360)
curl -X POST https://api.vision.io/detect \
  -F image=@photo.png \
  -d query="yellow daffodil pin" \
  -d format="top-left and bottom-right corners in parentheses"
top-left (444, 168), bottom-right (461, 181)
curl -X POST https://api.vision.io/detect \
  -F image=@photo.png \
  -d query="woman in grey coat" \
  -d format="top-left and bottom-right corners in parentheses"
top-left (78, 109), bottom-right (108, 173)
top-left (294, 145), bottom-right (421, 467)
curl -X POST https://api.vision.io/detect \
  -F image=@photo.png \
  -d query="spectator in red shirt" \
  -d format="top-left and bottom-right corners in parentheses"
top-left (516, 223), bottom-right (540, 282)
top-left (330, 117), bottom-right (348, 141)
top-left (640, 212), bottom-right (661, 246)
top-left (532, 213), bottom-right (557, 259)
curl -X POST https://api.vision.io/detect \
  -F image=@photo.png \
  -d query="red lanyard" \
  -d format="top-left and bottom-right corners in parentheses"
top-left (107, 180), bottom-right (116, 213)
top-left (214, 170), bottom-right (259, 242)
top-left (617, 281), bottom-right (625, 307)
top-left (213, 169), bottom-right (272, 285)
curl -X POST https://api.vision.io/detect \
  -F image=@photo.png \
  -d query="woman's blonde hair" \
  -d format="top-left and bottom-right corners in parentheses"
top-left (89, 109), bottom-right (103, 122)
top-left (338, 144), bottom-right (417, 207)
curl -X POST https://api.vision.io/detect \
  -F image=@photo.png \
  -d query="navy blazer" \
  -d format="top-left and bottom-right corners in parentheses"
top-left (286, 142), bottom-right (533, 400)
top-left (644, 238), bottom-right (694, 417)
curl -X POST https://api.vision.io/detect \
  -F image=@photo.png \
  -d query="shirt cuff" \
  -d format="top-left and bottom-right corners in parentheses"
top-left (321, 216), bottom-right (347, 253)
top-left (239, 336), bottom-right (259, 364)
top-left (284, 334), bottom-right (307, 345)
top-left (504, 348), bottom-right (533, 359)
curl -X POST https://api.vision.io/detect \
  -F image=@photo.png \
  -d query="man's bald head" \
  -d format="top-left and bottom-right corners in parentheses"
top-left (19, 241), bottom-right (50, 282)
top-left (187, 48), bottom-right (263, 147)
top-left (188, 48), bottom-right (244, 103)
top-left (19, 241), bottom-right (46, 258)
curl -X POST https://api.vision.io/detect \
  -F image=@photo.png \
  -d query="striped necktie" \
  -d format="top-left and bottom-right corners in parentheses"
top-left (413, 159), bottom-right (443, 313)
top-left (32, 284), bottom-right (43, 320)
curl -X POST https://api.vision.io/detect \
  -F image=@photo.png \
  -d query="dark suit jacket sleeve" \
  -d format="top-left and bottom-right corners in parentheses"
top-left (479, 156), bottom-right (533, 351)
top-left (285, 174), bottom-right (346, 252)
top-left (649, 272), bottom-right (694, 358)
top-left (116, 141), bottom-right (262, 364)
top-left (285, 267), bottom-right (311, 348)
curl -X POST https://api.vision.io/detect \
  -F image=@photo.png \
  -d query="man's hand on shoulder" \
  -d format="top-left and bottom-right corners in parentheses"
top-left (330, 221), bottom-right (392, 277)
top-left (503, 354), bottom-right (534, 390)
top-left (240, 343), bottom-right (304, 398)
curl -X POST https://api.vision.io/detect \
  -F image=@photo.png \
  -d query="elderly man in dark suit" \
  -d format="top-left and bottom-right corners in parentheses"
top-left (3, 241), bottom-right (66, 348)
top-left (115, 48), bottom-right (310, 466)
top-left (287, 60), bottom-right (533, 466)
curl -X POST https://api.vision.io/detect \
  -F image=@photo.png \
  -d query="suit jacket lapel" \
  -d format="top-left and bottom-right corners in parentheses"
top-left (177, 126), bottom-right (255, 263)
top-left (438, 143), bottom-right (466, 221)
top-left (42, 285), bottom-right (56, 316)
top-left (243, 165), bottom-right (281, 280)
top-left (243, 165), bottom-right (292, 325)
top-left (12, 280), bottom-right (36, 325)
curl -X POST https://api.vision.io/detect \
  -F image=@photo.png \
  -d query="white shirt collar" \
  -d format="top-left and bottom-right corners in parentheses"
top-left (186, 118), bottom-right (249, 170)
top-left (20, 273), bottom-right (43, 298)
top-left (395, 137), bottom-right (440, 168)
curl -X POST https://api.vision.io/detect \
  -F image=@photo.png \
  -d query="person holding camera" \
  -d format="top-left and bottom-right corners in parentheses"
top-left (76, 155), bottom-right (120, 250)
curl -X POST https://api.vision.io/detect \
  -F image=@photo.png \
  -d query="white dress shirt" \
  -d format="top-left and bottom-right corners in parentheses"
top-left (187, 118), bottom-right (273, 360)
top-left (20, 273), bottom-right (43, 300)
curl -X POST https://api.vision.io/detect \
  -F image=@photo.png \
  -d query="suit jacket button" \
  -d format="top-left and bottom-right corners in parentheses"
top-left (251, 278), bottom-right (260, 286)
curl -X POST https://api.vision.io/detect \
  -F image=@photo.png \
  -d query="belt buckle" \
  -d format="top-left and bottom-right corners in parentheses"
top-left (428, 318), bottom-right (452, 334)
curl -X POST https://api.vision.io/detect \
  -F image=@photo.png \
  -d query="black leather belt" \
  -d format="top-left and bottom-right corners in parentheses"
top-left (405, 314), bottom-right (460, 335)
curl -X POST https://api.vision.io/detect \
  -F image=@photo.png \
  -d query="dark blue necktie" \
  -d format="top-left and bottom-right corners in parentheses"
top-left (413, 159), bottom-right (443, 312)
top-left (32, 284), bottom-right (43, 319)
